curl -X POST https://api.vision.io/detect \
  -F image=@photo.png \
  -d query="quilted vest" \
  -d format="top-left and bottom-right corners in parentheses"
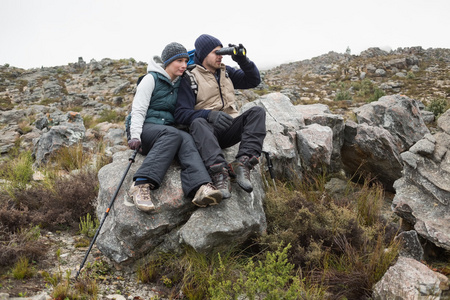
top-left (144, 72), bottom-right (181, 125)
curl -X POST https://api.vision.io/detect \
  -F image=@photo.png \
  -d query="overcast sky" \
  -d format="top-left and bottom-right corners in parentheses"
top-left (1, 0), bottom-right (449, 70)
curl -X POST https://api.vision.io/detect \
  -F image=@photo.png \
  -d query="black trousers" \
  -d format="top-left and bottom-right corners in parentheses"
top-left (134, 124), bottom-right (211, 197)
top-left (189, 106), bottom-right (266, 168)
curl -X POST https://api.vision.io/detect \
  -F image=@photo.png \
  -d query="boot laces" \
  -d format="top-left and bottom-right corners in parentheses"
top-left (203, 182), bottom-right (217, 194)
top-left (138, 184), bottom-right (151, 202)
top-left (210, 168), bottom-right (229, 190)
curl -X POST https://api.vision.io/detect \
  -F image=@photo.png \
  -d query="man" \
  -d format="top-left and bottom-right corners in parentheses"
top-left (175, 34), bottom-right (266, 199)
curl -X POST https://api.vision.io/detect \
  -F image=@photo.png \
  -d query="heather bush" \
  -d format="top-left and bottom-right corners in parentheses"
top-left (0, 225), bottom-right (47, 268)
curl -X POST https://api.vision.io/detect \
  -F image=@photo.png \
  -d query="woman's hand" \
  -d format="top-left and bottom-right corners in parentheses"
top-left (128, 138), bottom-right (141, 150)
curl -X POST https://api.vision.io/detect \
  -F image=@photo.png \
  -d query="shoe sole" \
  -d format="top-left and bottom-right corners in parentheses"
top-left (133, 198), bottom-right (155, 212)
top-left (237, 180), bottom-right (253, 193)
top-left (220, 189), bottom-right (232, 199)
top-left (192, 191), bottom-right (223, 208)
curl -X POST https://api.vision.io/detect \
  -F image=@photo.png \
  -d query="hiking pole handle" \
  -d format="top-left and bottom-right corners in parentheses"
top-left (263, 151), bottom-right (275, 179)
top-left (263, 151), bottom-right (277, 192)
top-left (75, 149), bottom-right (138, 280)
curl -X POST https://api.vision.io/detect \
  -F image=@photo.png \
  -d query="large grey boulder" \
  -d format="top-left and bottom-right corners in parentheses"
top-left (95, 148), bottom-right (266, 263)
top-left (249, 93), bottom-right (345, 178)
top-left (297, 103), bottom-right (345, 172)
top-left (42, 80), bottom-right (63, 100)
top-left (0, 126), bottom-right (20, 154)
top-left (177, 166), bottom-right (266, 254)
top-left (392, 109), bottom-right (450, 250)
top-left (296, 123), bottom-right (333, 172)
top-left (372, 256), bottom-right (448, 299)
top-left (342, 94), bottom-right (430, 190)
top-left (354, 94), bottom-right (429, 151)
top-left (342, 121), bottom-right (403, 191)
top-left (33, 111), bottom-right (86, 165)
top-left (249, 93), bottom-right (305, 180)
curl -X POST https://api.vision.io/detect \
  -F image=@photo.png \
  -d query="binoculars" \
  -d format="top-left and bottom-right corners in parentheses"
top-left (216, 44), bottom-right (246, 57)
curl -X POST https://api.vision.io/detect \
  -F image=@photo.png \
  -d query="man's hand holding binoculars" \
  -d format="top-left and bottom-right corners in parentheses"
top-left (216, 43), bottom-right (249, 64)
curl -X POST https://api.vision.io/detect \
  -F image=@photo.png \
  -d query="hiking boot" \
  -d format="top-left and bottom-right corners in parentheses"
top-left (129, 182), bottom-right (155, 212)
top-left (192, 183), bottom-right (223, 207)
top-left (209, 163), bottom-right (232, 199)
top-left (230, 156), bottom-right (259, 193)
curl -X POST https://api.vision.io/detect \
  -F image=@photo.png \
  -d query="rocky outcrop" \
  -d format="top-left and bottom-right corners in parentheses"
top-left (354, 95), bottom-right (430, 151)
top-left (95, 93), bottom-right (348, 263)
top-left (33, 111), bottom-right (86, 165)
top-left (96, 146), bottom-right (266, 264)
top-left (342, 95), bottom-right (430, 191)
top-left (342, 121), bottom-right (403, 190)
top-left (94, 93), bottom-right (449, 265)
top-left (392, 110), bottom-right (450, 250)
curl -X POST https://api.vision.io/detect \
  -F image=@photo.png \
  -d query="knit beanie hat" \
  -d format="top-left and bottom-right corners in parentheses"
top-left (161, 42), bottom-right (189, 68)
top-left (194, 34), bottom-right (223, 65)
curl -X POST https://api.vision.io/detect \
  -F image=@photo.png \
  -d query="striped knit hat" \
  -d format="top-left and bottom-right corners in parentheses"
top-left (161, 42), bottom-right (189, 68)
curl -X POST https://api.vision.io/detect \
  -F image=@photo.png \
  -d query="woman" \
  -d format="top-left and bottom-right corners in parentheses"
top-left (127, 42), bottom-right (222, 212)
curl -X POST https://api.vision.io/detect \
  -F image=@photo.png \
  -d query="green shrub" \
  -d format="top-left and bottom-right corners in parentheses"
top-left (0, 97), bottom-right (14, 110)
top-left (368, 88), bottom-right (385, 102)
top-left (82, 114), bottom-right (95, 129)
top-left (209, 244), bottom-right (325, 299)
top-left (43, 263), bottom-right (99, 299)
top-left (0, 150), bottom-right (34, 193)
top-left (426, 98), bottom-right (449, 117)
top-left (97, 109), bottom-right (126, 124)
top-left (39, 98), bottom-right (60, 106)
top-left (11, 256), bottom-right (35, 279)
top-left (335, 89), bottom-right (352, 101)
top-left (406, 71), bottom-right (415, 79)
top-left (355, 79), bottom-right (375, 98)
top-left (79, 213), bottom-right (99, 238)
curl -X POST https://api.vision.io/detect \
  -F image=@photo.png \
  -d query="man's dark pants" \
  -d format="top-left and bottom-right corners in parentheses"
top-left (189, 106), bottom-right (266, 168)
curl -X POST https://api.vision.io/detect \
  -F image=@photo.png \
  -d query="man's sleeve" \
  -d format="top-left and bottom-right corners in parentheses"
top-left (174, 77), bottom-right (210, 125)
top-left (227, 59), bottom-right (261, 89)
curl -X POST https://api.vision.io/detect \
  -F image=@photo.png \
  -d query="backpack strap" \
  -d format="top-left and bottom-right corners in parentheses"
top-left (184, 65), bottom-right (198, 96)
top-left (136, 74), bottom-right (146, 86)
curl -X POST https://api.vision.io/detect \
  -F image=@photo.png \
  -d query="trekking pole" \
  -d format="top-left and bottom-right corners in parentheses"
top-left (75, 149), bottom-right (139, 280)
top-left (262, 151), bottom-right (277, 192)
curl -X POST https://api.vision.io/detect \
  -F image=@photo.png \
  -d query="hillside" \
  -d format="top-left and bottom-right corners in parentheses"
top-left (1, 47), bottom-right (449, 152)
top-left (0, 46), bottom-right (449, 299)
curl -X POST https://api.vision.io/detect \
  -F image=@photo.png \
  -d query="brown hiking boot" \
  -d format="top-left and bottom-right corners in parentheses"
top-left (209, 163), bottom-right (232, 199)
top-left (230, 156), bottom-right (259, 193)
top-left (129, 182), bottom-right (155, 212)
top-left (192, 183), bottom-right (223, 207)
